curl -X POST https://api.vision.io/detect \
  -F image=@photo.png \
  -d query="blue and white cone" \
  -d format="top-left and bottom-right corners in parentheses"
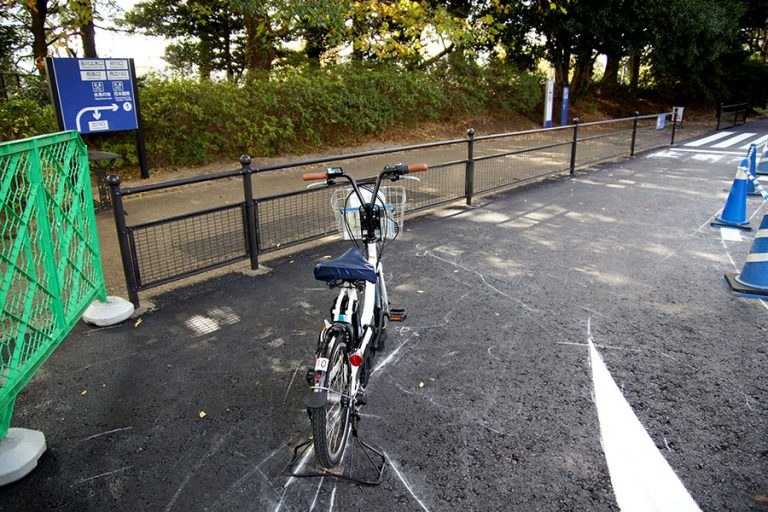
top-left (711, 162), bottom-right (752, 230)
top-left (747, 144), bottom-right (759, 196)
top-left (757, 142), bottom-right (768, 176)
top-left (724, 214), bottom-right (768, 298)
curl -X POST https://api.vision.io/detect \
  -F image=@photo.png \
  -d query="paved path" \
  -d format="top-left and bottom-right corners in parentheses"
top-left (4, 119), bottom-right (766, 511)
top-left (96, 121), bottom-right (709, 298)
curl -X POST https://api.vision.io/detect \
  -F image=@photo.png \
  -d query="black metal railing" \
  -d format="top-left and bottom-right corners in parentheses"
top-left (716, 102), bottom-right (749, 130)
top-left (109, 111), bottom-right (680, 307)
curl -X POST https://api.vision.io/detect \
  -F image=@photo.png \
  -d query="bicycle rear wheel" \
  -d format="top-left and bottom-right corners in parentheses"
top-left (310, 332), bottom-right (352, 468)
top-left (372, 279), bottom-right (388, 351)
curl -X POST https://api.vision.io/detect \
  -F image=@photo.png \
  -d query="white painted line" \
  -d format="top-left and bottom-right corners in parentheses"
top-left (684, 131), bottom-right (734, 147)
top-left (720, 238), bottom-right (739, 271)
top-left (720, 228), bottom-right (743, 242)
top-left (383, 451), bottom-right (431, 512)
top-left (672, 148), bottom-right (746, 156)
top-left (689, 153), bottom-right (724, 163)
top-left (712, 132), bottom-right (757, 148)
top-left (740, 134), bottom-right (768, 149)
top-left (587, 321), bottom-right (701, 512)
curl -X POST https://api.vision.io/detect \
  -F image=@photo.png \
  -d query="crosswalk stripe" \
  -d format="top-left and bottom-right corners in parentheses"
top-left (740, 134), bottom-right (768, 149)
top-left (711, 132), bottom-right (757, 148)
top-left (684, 131), bottom-right (734, 147)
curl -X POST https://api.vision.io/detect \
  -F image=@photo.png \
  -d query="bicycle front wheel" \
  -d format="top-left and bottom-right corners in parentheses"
top-left (310, 333), bottom-right (352, 468)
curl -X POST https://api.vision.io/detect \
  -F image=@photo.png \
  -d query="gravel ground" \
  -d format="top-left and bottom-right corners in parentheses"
top-left (2, 120), bottom-right (767, 511)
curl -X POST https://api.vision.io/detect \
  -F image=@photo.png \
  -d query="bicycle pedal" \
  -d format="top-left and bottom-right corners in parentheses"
top-left (389, 307), bottom-right (407, 322)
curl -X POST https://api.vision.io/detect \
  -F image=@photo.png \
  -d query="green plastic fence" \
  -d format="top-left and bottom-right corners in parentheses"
top-left (0, 131), bottom-right (106, 439)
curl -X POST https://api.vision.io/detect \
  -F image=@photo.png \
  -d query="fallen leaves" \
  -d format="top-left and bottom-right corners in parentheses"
top-left (198, 410), bottom-right (207, 419)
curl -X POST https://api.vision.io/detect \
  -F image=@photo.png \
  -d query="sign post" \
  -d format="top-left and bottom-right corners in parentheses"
top-left (672, 106), bottom-right (684, 128)
top-left (560, 86), bottom-right (570, 126)
top-left (544, 80), bottom-right (554, 128)
top-left (46, 57), bottom-right (149, 178)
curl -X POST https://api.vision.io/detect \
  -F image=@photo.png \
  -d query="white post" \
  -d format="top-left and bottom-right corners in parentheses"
top-left (544, 80), bottom-right (554, 128)
top-left (0, 428), bottom-right (47, 486)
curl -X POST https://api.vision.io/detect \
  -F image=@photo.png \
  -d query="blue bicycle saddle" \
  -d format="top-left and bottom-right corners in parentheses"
top-left (314, 248), bottom-right (377, 283)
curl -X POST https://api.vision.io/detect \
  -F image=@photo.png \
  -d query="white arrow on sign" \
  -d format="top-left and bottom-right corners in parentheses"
top-left (76, 103), bottom-right (119, 131)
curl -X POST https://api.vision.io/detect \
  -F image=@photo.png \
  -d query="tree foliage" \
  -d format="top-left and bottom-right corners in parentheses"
top-left (2, 0), bottom-right (768, 138)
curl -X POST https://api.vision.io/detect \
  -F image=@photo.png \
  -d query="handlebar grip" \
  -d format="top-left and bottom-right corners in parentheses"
top-left (303, 171), bottom-right (328, 181)
top-left (408, 163), bottom-right (429, 173)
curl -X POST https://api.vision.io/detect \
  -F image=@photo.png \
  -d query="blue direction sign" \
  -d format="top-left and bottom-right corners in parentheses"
top-left (47, 58), bottom-right (139, 134)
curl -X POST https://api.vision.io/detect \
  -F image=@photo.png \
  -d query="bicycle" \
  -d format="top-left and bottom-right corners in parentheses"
top-left (291, 163), bottom-right (428, 482)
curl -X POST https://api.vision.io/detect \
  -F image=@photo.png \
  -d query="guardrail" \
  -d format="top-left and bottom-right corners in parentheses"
top-left (109, 111), bottom-right (679, 308)
top-left (716, 102), bottom-right (749, 130)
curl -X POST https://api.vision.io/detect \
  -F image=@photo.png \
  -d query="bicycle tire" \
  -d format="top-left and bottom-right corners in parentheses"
top-left (366, 277), bottom-right (385, 352)
top-left (310, 332), bottom-right (352, 468)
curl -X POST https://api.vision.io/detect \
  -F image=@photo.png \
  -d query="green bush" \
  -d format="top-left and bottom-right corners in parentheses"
top-left (0, 99), bottom-right (57, 142)
top-left (2, 62), bottom-right (542, 166)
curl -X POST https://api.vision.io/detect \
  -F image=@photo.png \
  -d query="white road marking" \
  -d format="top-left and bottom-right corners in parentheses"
top-left (712, 132), bottom-right (757, 148)
top-left (683, 131), bottom-right (734, 147)
top-left (739, 135), bottom-right (768, 149)
top-left (720, 228), bottom-right (743, 242)
top-left (689, 153), bottom-right (724, 163)
top-left (669, 148), bottom-right (745, 156)
top-left (587, 319), bottom-right (701, 512)
top-left (383, 451), bottom-right (431, 512)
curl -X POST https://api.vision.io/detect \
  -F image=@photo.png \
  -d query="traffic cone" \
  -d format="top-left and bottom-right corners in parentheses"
top-left (711, 162), bottom-right (752, 230)
top-left (724, 214), bottom-right (768, 298)
top-left (757, 142), bottom-right (768, 176)
top-left (746, 144), bottom-right (759, 196)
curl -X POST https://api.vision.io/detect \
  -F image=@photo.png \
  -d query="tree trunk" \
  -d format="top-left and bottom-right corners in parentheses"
top-left (602, 51), bottom-right (620, 88)
top-left (244, 15), bottom-right (275, 73)
top-left (28, 0), bottom-right (49, 74)
top-left (71, 0), bottom-right (98, 57)
top-left (554, 48), bottom-right (570, 89)
top-left (571, 55), bottom-right (595, 97)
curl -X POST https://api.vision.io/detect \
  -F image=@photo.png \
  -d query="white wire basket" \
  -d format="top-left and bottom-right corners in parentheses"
top-left (331, 186), bottom-right (406, 240)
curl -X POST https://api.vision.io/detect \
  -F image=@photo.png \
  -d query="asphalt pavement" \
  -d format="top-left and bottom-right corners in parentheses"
top-left (3, 119), bottom-right (768, 511)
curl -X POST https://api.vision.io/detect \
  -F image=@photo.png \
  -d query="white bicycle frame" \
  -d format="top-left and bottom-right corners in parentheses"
top-left (323, 240), bottom-right (388, 398)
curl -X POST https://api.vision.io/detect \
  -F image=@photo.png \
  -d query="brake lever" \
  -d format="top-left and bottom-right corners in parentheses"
top-left (401, 175), bottom-right (421, 182)
top-left (306, 182), bottom-right (327, 189)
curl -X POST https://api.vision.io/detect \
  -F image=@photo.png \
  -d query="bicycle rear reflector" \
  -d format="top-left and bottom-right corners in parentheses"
top-left (349, 351), bottom-right (364, 367)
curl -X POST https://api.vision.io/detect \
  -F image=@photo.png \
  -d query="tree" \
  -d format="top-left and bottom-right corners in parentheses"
top-left (739, 0), bottom-right (768, 62)
top-left (123, 0), bottom-right (245, 79)
top-left (648, 0), bottom-right (743, 100)
top-left (3, 0), bottom-right (101, 74)
top-left (68, 0), bottom-right (98, 58)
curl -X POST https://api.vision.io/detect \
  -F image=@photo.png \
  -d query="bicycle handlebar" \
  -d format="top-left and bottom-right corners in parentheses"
top-left (302, 163), bottom-right (428, 182)
top-left (303, 171), bottom-right (328, 181)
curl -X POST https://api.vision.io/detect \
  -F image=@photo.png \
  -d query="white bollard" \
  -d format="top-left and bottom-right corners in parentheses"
top-left (0, 428), bottom-right (46, 486)
top-left (82, 296), bottom-right (135, 327)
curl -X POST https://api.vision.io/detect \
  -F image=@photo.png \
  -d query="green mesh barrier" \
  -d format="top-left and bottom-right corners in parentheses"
top-left (0, 131), bottom-right (106, 439)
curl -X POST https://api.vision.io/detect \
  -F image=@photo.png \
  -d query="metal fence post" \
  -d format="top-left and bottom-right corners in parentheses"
top-left (108, 175), bottom-right (140, 308)
top-left (670, 109), bottom-right (678, 145)
top-left (630, 111), bottom-right (639, 156)
top-left (716, 103), bottom-right (722, 130)
top-left (241, 155), bottom-right (259, 270)
top-left (570, 118), bottom-right (580, 175)
top-left (465, 128), bottom-right (475, 206)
